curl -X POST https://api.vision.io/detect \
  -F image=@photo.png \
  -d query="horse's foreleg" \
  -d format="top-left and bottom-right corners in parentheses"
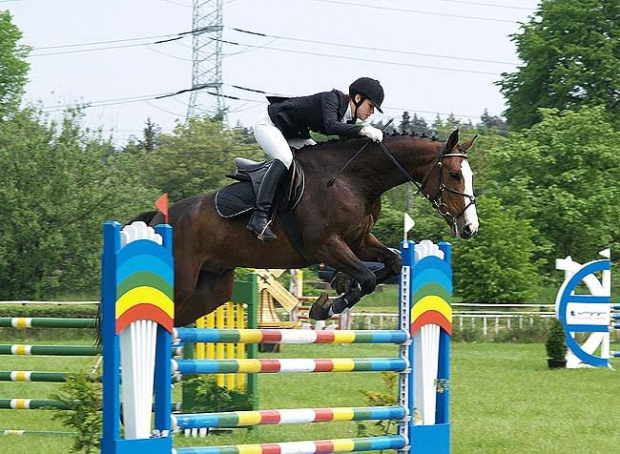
top-left (174, 268), bottom-right (235, 327)
top-left (330, 234), bottom-right (402, 294)
top-left (355, 233), bottom-right (402, 284)
top-left (310, 239), bottom-right (377, 320)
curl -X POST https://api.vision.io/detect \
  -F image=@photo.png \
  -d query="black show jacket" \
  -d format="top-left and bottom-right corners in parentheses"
top-left (267, 89), bottom-right (362, 140)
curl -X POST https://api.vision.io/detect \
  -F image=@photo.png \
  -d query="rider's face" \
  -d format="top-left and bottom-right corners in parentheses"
top-left (352, 96), bottom-right (376, 121)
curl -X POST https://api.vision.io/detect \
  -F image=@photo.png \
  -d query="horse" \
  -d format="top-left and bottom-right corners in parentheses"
top-left (139, 129), bottom-right (479, 326)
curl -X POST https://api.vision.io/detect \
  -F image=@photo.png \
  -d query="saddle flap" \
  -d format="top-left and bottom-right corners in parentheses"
top-left (217, 158), bottom-right (305, 218)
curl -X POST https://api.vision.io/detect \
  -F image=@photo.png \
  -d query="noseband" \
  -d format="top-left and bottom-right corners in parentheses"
top-left (378, 141), bottom-right (475, 228)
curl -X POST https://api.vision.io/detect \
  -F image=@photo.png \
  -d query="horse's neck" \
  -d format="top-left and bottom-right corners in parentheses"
top-left (298, 137), bottom-right (438, 202)
top-left (353, 137), bottom-right (439, 200)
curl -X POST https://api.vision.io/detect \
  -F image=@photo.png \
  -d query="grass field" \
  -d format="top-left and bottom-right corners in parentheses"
top-left (1, 340), bottom-right (620, 453)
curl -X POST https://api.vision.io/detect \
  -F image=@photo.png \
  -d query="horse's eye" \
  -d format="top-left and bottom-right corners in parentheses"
top-left (449, 171), bottom-right (460, 180)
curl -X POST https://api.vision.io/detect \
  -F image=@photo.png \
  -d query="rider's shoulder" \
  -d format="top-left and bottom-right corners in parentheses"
top-left (317, 89), bottom-right (347, 105)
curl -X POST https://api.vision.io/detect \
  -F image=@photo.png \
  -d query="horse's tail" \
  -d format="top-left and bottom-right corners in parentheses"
top-left (130, 210), bottom-right (158, 225)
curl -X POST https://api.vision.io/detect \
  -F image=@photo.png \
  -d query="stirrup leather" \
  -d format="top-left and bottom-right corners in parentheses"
top-left (256, 219), bottom-right (276, 242)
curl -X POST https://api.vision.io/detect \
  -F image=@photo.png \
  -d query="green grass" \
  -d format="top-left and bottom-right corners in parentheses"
top-left (352, 284), bottom-right (400, 313)
top-left (2, 342), bottom-right (620, 453)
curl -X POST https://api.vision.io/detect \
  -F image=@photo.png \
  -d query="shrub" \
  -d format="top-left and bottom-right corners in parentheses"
top-left (545, 318), bottom-right (567, 360)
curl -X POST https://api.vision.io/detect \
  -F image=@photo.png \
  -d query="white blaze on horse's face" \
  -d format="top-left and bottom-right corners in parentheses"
top-left (458, 159), bottom-right (478, 239)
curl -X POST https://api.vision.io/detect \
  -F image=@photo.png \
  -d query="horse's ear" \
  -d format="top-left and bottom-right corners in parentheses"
top-left (461, 134), bottom-right (479, 153)
top-left (447, 129), bottom-right (459, 151)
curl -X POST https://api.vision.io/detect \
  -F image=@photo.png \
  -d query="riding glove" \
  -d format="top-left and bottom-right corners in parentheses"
top-left (360, 125), bottom-right (383, 143)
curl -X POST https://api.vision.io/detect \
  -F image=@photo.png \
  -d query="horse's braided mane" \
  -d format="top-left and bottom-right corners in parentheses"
top-left (298, 131), bottom-right (441, 153)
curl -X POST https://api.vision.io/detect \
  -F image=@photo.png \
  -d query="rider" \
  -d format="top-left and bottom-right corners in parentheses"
top-left (248, 77), bottom-right (385, 242)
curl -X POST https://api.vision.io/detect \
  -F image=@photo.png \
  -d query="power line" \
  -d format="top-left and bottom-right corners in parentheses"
top-left (310, 0), bottom-right (518, 23)
top-left (435, 0), bottom-right (536, 11)
top-left (230, 27), bottom-right (517, 66)
top-left (217, 38), bottom-right (502, 76)
top-left (26, 23), bottom-right (518, 68)
top-left (146, 44), bottom-right (193, 61)
top-left (145, 100), bottom-right (186, 117)
top-left (33, 34), bottom-right (178, 51)
top-left (31, 42), bottom-right (157, 58)
top-left (37, 81), bottom-right (494, 122)
top-left (160, 0), bottom-right (192, 8)
top-left (40, 93), bottom-right (164, 112)
top-left (29, 27), bottom-right (208, 55)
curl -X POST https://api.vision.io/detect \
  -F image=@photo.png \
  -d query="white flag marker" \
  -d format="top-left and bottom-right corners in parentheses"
top-left (404, 213), bottom-right (415, 242)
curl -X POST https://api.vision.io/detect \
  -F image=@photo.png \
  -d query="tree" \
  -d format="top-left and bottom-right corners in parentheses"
top-left (123, 118), bottom-right (162, 153)
top-left (479, 109), bottom-right (508, 136)
top-left (399, 111), bottom-right (412, 134)
top-left (0, 108), bottom-right (158, 298)
top-left (445, 113), bottom-right (460, 131)
top-left (491, 106), bottom-right (620, 268)
top-left (411, 113), bottom-right (430, 136)
top-left (431, 114), bottom-right (443, 136)
top-left (498, 0), bottom-right (620, 130)
top-left (452, 197), bottom-right (542, 303)
top-left (0, 11), bottom-right (29, 118)
top-left (138, 118), bottom-right (161, 153)
top-left (371, 202), bottom-right (405, 249)
top-left (138, 117), bottom-right (263, 202)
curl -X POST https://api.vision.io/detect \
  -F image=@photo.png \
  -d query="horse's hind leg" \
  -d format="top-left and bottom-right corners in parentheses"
top-left (175, 268), bottom-right (235, 327)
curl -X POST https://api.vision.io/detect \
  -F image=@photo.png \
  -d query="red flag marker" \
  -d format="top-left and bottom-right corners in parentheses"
top-left (154, 193), bottom-right (169, 223)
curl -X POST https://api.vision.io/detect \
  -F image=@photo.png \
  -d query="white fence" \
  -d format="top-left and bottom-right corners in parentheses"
top-left (3, 301), bottom-right (618, 341)
top-left (352, 303), bottom-right (553, 332)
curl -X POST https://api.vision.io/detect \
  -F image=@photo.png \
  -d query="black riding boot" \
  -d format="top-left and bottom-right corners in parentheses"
top-left (246, 159), bottom-right (289, 243)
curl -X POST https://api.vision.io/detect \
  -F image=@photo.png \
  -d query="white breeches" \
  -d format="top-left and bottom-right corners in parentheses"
top-left (253, 108), bottom-right (316, 169)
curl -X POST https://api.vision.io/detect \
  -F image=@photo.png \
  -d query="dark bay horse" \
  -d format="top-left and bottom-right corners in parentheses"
top-left (142, 130), bottom-right (479, 326)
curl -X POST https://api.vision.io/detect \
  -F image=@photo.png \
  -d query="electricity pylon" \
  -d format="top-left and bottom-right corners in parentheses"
top-left (187, 0), bottom-right (225, 121)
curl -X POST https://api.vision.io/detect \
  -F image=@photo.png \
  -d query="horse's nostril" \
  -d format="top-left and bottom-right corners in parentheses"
top-left (463, 225), bottom-right (472, 236)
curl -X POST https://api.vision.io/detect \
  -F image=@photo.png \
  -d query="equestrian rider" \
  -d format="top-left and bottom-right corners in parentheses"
top-left (248, 77), bottom-right (385, 242)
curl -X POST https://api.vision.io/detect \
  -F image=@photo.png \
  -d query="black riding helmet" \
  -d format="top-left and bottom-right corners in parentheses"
top-left (349, 77), bottom-right (384, 114)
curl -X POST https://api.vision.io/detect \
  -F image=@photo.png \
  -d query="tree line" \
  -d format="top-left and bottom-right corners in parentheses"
top-left (0, 0), bottom-right (617, 303)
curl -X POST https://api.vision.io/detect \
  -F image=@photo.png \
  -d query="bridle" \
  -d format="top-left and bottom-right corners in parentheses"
top-left (377, 140), bottom-right (475, 229)
top-left (325, 127), bottom-right (476, 228)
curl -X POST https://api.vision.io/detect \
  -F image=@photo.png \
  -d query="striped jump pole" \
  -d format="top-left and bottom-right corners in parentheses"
top-left (172, 436), bottom-right (407, 454)
top-left (0, 399), bottom-right (73, 410)
top-left (0, 344), bottom-right (99, 356)
top-left (175, 328), bottom-right (408, 344)
top-left (100, 221), bottom-right (452, 454)
top-left (0, 317), bottom-right (96, 329)
top-left (172, 406), bottom-right (407, 430)
top-left (0, 371), bottom-right (98, 382)
top-left (172, 357), bottom-right (407, 374)
top-left (1, 429), bottom-right (77, 437)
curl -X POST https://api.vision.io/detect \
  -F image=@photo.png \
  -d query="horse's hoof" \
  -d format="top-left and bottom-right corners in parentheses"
top-left (309, 293), bottom-right (331, 320)
top-left (331, 272), bottom-right (353, 294)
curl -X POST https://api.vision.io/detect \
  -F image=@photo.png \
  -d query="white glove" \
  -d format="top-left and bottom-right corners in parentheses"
top-left (360, 125), bottom-right (383, 143)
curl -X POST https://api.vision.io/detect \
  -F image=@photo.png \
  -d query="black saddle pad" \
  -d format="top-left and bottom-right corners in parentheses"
top-left (214, 181), bottom-right (256, 218)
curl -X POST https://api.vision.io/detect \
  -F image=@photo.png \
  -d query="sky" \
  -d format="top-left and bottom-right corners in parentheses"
top-left (5, 0), bottom-right (540, 145)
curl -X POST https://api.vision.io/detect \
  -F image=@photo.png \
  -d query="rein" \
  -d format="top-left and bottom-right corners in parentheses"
top-left (377, 141), bottom-right (475, 228)
top-left (326, 119), bottom-right (394, 188)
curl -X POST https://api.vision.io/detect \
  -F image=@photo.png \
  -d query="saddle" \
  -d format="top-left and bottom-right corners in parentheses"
top-left (215, 158), bottom-right (309, 259)
top-left (215, 158), bottom-right (305, 219)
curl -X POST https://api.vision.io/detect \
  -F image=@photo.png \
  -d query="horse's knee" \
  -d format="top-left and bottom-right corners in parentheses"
top-left (388, 254), bottom-right (403, 274)
top-left (359, 272), bottom-right (376, 294)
